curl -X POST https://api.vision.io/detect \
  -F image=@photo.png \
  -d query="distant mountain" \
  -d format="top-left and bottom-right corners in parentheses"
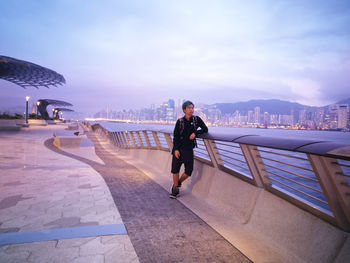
top-left (335, 98), bottom-right (350, 105)
top-left (213, 99), bottom-right (308, 115)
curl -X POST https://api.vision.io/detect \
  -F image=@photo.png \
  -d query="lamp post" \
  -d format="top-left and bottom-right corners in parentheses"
top-left (36, 101), bottom-right (40, 116)
top-left (25, 96), bottom-right (30, 123)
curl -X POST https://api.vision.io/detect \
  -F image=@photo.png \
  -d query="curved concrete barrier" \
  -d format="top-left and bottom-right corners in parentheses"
top-left (110, 147), bottom-right (350, 263)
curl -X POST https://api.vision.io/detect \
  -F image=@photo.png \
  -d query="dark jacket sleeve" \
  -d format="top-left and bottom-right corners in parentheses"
top-left (172, 119), bottom-right (181, 152)
top-left (195, 116), bottom-right (208, 136)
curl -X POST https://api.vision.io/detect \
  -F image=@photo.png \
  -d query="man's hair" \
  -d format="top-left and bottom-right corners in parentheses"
top-left (182, 100), bottom-right (194, 111)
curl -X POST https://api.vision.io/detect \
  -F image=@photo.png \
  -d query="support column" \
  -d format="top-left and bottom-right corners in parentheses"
top-left (308, 154), bottom-right (350, 231)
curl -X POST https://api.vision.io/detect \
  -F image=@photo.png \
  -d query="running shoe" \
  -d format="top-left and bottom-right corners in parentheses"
top-left (169, 185), bottom-right (179, 199)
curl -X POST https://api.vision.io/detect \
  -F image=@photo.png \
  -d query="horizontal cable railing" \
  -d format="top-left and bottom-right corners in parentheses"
top-left (157, 132), bottom-right (170, 150)
top-left (337, 159), bottom-right (350, 185)
top-left (88, 122), bottom-right (350, 232)
top-left (214, 140), bottom-right (253, 180)
top-left (194, 138), bottom-right (211, 162)
top-left (257, 146), bottom-right (330, 213)
top-left (146, 131), bottom-right (157, 148)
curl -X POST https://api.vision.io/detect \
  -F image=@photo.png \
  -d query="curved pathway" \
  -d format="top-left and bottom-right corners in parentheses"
top-left (78, 132), bottom-right (252, 263)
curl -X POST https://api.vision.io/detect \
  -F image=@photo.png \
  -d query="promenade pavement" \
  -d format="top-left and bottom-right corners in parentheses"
top-left (0, 123), bottom-right (251, 262)
top-left (0, 124), bottom-right (138, 263)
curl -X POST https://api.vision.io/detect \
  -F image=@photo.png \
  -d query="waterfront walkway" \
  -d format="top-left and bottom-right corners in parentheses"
top-left (0, 124), bottom-right (250, 262)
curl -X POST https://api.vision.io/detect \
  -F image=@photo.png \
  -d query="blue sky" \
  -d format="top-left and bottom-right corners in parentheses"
top-left (1, 0), bottom-right (350, 115)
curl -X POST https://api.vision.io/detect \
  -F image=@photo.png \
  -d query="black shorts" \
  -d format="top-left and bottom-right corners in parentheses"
top-left (171, 148), bottom-right (194, 176)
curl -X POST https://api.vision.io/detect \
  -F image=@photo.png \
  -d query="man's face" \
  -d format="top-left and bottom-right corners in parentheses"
top-left (184, 104), bottom-right (194, 116)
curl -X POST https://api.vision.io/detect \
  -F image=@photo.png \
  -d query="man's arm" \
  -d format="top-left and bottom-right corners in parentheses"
top-left (195, 116), bottom-right (208, 136)
top-left (172, 120), bottom-right (181, 151)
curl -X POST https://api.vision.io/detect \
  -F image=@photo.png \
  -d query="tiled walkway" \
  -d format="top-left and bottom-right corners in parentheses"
top-left (0, 126), bottom-right (138, 262)
top-left (0, 125), bottom-right (250, 262)
top-left (82, 132), bottom-right (251, 263)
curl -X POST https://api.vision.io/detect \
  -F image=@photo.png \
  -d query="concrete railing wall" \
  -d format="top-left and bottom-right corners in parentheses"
top-left (87, 122), bottom-right (350, 263)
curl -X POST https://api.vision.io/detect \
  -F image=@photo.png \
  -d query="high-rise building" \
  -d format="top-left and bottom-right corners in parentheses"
top-left (338, 104), bottom-right (349, 129)
top-left (247, 110), bottom-right (254, 124)
top-left (315, 109), bottom-right (325, 128)
top-left (165, 99), bottom-right (175, 122)
top-left (270, 114), bottom-right (278, 125)
top-left (254, 106), bottom-right (260, 124)
top-left (299, 109), bottom-right (307, 124)
top-left (263, 112), bottom-right (270, 126)
top-left (328, 104), bottom-right (339, 129)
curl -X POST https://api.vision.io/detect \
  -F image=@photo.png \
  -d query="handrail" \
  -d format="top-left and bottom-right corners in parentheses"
top-left (86, 122), bottom-right (350, 232)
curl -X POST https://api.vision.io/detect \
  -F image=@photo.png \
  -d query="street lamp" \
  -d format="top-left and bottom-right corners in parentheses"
top-left (36, 101), bottom-right (40, 116)
top-left (25, 96), bottom-right (30, 123)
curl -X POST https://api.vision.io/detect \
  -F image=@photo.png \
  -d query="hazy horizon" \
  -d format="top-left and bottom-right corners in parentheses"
top-left (1, 0), bottom-right (350, 117)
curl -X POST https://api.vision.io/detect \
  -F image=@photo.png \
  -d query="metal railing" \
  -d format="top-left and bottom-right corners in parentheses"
top-left (87, 122), bottom-right (350, 232)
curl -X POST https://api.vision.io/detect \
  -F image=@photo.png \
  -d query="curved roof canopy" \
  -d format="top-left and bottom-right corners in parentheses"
top-left (53, 108), bottom-right (74, 112)
top-left (0, 55), bottom-right (65, 88)
top-left (37, 99), bottom-right (73, 107)
top-left (37, 99), bottom-right (73, 120)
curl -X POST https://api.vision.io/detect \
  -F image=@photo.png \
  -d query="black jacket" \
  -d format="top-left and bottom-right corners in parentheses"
top-left (172, 115), bottom-right (208, 153)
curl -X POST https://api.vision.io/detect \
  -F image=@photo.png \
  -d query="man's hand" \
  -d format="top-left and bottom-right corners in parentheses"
top-left (189, 133), bottom-right (196, 140)
top-left (174, 150), bottom-right (180, 159)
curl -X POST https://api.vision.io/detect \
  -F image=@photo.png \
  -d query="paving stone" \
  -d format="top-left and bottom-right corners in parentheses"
top-left (0, 227), bottom-right (20, 233)
top-left (0, 195), bottom-right (33, 209)
top-left (56, 237), bottom-right (96, 248)
top-left (104, 246), bottom-right (139, 263)
top-left (0, 250), bottom-right (30, 263)
top-left (72, 254), bottom-right (104, 263)
top-left (79, 237), bottom-right (107, 256)
top-left (27, 246), bottom-right (79, 263)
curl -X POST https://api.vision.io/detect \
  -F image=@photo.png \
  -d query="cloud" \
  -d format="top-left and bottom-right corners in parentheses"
top-left (283, 78), bottom-right (323, 106)
top-left (1, 0), bottom-right (350, 114)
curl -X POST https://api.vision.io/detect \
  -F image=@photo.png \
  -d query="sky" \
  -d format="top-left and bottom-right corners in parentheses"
top-left (1, 0), bottom-right (350, 116)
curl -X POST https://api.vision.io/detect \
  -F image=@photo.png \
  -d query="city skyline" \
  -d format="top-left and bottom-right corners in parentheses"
top-left (1, 1), bottom-right (350, 114)
top-left (93, 97), bottom-right (350, 130)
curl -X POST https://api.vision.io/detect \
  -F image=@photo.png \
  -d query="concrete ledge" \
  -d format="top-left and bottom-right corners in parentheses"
top-left (0, 120), bottom-right (21, 131)
top-left (106, 146), bottom-right (350, 263)
top-left (28, 119), bottom-right (48, 126)
top-left (53, 135), bottom-right (83, 148)
top-left (66, 122), bottom-right (79, 130)
top-left (46, 120), bottom-right (57, 125)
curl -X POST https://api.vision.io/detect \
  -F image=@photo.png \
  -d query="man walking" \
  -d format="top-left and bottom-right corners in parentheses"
top-left (170, 100), bottom-right (208, 199)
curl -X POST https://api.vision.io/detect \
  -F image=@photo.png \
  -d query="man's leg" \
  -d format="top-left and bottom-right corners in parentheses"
top-left (170, 173), bottom-right (180, 199)
top-left (173, 173), bottom-right (180, 187)
top-left (180, 149), bottom-right (193, 186)
top-left (179, 173), bottom-right (189, 185)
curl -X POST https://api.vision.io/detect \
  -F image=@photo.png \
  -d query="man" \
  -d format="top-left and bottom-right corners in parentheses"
top-left (169, 100), bottom-right (208, 199)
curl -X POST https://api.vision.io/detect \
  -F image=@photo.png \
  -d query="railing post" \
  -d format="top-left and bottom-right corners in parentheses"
top-left (116, 132), bottom-right (124, 148)
top-left (114, 132), bottom-right (122, 147)
top-left (152, 131), bottom-right (161, 150)
top-left (130, 132), bottom-right (138, 148)
top-left (113, 132), bottom-right (120, 148)
top-left (207, 140), bottom-right (224, 168)
top-left (164, 133), bottom-right (173, 151)
top-left (142, 131), bottom-right (151, 149)
top-left (240, 144), bottom-right (270, 188)
top-left (203, 139), bottom-right (219, 168)
top-left (135, 131), bottom-right (145, 148)
top-left (119, 132), bottom-right (127, 148)
top-left (122, 132), bottom-right (130, 148)
top-left (125, 131), bottom-right (134, 148)
top-left (308, 154), bottom-right (350, 231)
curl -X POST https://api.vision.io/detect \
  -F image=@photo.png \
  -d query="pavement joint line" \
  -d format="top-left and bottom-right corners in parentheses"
top-left (0, 165), bottom-right (91, 169)
top-left (0, 224), bottom-right (127, 246)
